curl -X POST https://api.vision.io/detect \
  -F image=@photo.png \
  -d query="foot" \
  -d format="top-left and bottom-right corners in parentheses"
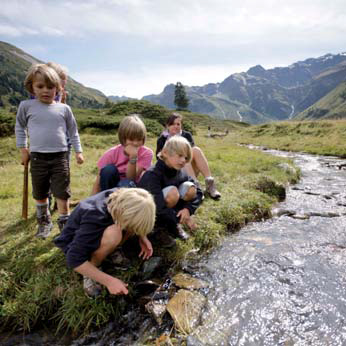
top-left (35, 216), bottom-right (53, 239)
top-left (205, 177), bottom-right (221, 200)
top-left (83, 276), bottom-right (102, 297)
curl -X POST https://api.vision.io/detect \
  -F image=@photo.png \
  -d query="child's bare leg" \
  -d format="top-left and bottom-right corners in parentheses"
top-left (91, 224), bottom-right (123, 267)
top-left (164, 186), bottom-right (180, 208)
top-left (183, 162), bottom-right (197, 180)
top-left (191, 146), bottom-right (211, 178)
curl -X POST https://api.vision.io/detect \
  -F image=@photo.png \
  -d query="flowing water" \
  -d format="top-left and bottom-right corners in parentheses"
top-left (189, 150), bottom-right (346, 346)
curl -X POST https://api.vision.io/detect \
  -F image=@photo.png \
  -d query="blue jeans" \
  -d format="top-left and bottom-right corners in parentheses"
top-left (99, 165), bottom-right (136, 191)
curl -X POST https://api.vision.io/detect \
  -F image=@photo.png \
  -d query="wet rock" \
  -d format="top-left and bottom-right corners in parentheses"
top-left (186, 335), bottom-right (205, 346)
top-left (135, 279), bottom-right (161, 295)
top-left (271, 208), bottom-right (295, 217)
top-left (308, 211), bottom-right (340, 218)
top-left (109, 249), bottom-right (131, 270)
top-left (290, 214), bottom-right (310, 220)
top-left (141, 257), bottom-right (162, 279)
top-left (166, 289), bottom-right (206, 333)
top-left (145, 300), bottom-right (167, 325)
top-left (304, 191), bottom-right (320, 196)
top-left (172, 273), bottom-right (209, 290)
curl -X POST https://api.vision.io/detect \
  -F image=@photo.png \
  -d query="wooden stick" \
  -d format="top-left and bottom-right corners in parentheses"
top-left (22, 163), bottom-right (29, 220)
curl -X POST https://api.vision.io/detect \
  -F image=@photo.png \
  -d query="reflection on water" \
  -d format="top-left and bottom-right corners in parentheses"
top-left (192, 151), bottom-right (346, 346)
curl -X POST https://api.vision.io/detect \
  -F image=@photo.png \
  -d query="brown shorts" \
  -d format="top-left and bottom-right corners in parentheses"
top-left (30, 152), bottom-right (71, 200)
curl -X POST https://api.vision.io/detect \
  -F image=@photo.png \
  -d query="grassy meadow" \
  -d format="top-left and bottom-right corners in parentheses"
top-left (231, 120), bottom-right (346, 157)
top-left (0, 107), bottom-right (300, 336)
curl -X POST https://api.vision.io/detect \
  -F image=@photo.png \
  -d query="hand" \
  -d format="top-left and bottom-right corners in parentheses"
top-left (75, 152), bottom-right (84, 164)
top-left (138, 236), bottom-right (153, 260)
top-left (106, 277), bottom-right (129, 295)
top-left (20, 148), bottom-right (30, 166)
top-left (177, 208), bottom-right (190, 224)
top-left (124, 144), bottom-right (139, 159)
top-left (185, 216), bottom-right (197, 231)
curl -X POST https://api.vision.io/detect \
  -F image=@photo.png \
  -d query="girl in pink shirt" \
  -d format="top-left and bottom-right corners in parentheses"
top-left (92, 115), bottom-right (153, 194)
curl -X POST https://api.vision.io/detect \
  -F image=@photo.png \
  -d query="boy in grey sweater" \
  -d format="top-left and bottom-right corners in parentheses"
top-left (15, 64), bottom-right (84, 238)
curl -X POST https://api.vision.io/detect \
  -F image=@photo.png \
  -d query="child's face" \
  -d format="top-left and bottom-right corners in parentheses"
top-left (125, 138), bottom-right (144, 147)
top-left (32, 73), bottom-right (57, 104)
top-left (167, 118), bottom-right (182, 135)
top-left (164, 151), bottom-right (188, 170)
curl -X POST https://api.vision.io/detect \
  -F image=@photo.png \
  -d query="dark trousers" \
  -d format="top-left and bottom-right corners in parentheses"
top-left (99, 164), bottom-right (136, 191)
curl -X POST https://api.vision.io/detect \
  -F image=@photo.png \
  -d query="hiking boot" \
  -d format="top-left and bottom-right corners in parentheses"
top-left (151, 230), bottom-right (176, 248)
top-left (171, 224), bottom-right (190, 240)
top-left (83, 276), bottom-right (102, 297)
top-left (35, 215), bottom-right (53, 239)
top-left (205, 177), bottom-right (221, 200)
top-left (57, 215), bottom-right (69, 232)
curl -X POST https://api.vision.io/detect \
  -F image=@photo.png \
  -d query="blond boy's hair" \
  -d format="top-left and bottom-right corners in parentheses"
top-left (159, 136), bottom-right (192, 163)
top-left (46, 61), bottom-right (68, 81)
top-left (107, 188), bottom-right (156, 237)
top-left (24, 64), bottom-right (61, 94)
top-left (118, 114), bottom-right (147, 145)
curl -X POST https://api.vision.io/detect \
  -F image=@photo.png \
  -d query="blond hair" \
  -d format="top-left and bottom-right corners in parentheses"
top-left (118, 114), bottom-right (147, 145)
top-left (107, 188), bottom-right (156, 237)
top-left (24, 63), bottom-right (61, 94)
top-left (159, 136), bottom-right (192, 163)
top-left (46, 61), bottom-right (68, 81)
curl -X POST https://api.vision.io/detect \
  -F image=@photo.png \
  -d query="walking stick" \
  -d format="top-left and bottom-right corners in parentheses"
top-left (22, 163), bottom-right (29, 220)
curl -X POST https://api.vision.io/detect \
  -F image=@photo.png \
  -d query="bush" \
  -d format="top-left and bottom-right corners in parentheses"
top-left (0, 114), bottom-right (15, 137)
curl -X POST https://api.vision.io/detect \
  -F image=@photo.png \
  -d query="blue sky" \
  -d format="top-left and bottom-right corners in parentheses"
top-left (1, 0), bottom-right (346, 98)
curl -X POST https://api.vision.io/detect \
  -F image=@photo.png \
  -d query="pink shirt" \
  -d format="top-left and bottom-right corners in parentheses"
top-left (97, 144), bottom-right (153, 182)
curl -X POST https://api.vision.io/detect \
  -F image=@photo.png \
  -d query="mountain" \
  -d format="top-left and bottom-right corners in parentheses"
top-left (294, 81), bottom-right (346, 120)
top-left (143, 53), bottom-right (346, 124)
top-left (0, 41), bottom-right (107, 109)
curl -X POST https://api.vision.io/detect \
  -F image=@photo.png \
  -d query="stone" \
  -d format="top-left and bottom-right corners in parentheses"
top-left (145, 300), bottom-right (167, 325)
top-left (172, 273), bottom-right (209, 290)
top-left (141, 257), bottom-right (162, 279)
top-left (166, 289), bottom-right (206, 333)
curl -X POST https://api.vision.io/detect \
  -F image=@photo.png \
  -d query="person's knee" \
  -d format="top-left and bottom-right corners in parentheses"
top-left (100, 165), bottom-right (120, 190)
top-left (100, 164), bottom-right (119, 178)
top-left (164, 187), bottom-right (180, 208)
top-left (91, 224), bottom-right (121, 263)
top-left (183, 185), bottom-right (197, 201)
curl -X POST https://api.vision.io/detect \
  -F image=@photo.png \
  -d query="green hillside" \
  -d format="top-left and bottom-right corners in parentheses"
top-left (0, 41), bottom-right (107, 109)
top-left (295, 81), bottom-right (346, 120)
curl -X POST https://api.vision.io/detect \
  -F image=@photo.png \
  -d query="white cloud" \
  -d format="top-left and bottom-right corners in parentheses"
top-left (72, 62), bottom-right (249, 98)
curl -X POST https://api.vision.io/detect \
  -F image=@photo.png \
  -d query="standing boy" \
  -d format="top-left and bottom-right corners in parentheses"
top-left (15, 64), bottom-right (84, 238)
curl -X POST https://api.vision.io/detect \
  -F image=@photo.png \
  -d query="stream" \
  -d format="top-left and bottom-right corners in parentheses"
top-left (188, 149), bottom-right (346, 346)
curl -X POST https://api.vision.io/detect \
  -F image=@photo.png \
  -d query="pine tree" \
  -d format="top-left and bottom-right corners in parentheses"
top-left (174, 82), bottom-right (189, 110)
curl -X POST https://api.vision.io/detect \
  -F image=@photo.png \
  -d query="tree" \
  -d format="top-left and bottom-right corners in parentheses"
top-left (174, 82), bottom-right (189, 110)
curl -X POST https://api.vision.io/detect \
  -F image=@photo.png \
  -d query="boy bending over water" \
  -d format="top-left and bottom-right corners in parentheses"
top-left (54, 188), bottom-right (156, 297)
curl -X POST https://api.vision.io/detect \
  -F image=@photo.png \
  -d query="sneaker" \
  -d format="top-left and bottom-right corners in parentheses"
top-left (83, 276), bottom-right (102, 297)
top-left (35, 216), bottom-right (53, 239)
top-left (151, 230), bottom-right (176, 248)
top-left (171, 224), bottom-right (190, 240)
top-left (205, 177), bottom-right (221, 200)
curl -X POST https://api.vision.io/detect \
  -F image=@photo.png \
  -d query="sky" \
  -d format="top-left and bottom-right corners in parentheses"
top-left (1, 0), bottom-right (346, 98)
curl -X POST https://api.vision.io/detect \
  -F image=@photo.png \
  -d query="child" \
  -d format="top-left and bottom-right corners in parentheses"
top-left (15, 63), bottom-right (84, 238)
top-left (156, 112), bottom-right (221, 199)
top-left (46, 62), bottom-right (68, 104)
top-left (54, 188), bottom-right (156, 297)
top-left (139, 136), bottom-right (203, 247)
top-left (92, 114), bottom-right (153, 194)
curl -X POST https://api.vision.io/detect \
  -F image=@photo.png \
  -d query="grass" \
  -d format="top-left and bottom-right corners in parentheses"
top-left (0, 123), bottom-right (299, 336)
top-left (230, 120), bottom-right (346, 157)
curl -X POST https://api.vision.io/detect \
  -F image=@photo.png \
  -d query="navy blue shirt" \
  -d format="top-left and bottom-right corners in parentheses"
top-left (54, 189), bottom-right (116, 268)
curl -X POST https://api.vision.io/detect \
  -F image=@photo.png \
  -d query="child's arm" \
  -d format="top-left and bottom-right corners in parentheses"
top-left (74, 261), bottom-right (129, 295)
top-left (124, 144), bottom-right (139, 181)
top-left (138, 235), bottom-right (153, 260)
